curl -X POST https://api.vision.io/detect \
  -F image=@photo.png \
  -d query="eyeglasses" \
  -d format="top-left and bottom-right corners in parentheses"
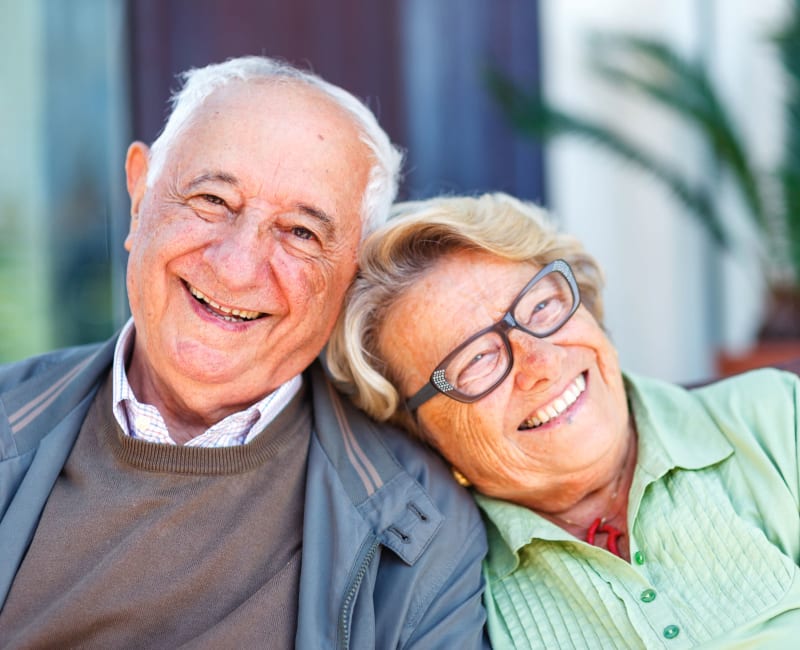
top-left (406, 259), bottom-right (580, 411)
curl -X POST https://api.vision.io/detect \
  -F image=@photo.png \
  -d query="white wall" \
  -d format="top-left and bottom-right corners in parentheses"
top-left (540, 0), bottom-right (785, 383)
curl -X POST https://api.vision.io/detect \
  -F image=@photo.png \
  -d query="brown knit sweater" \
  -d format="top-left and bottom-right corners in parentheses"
top-left (0, 373), bottom-right (311, 649)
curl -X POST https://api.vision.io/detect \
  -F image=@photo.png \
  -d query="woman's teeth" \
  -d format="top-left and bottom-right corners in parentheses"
top-left (188, 285), bottom-right (262, 321)
top-left (520, 373), bottom-right (586, 430)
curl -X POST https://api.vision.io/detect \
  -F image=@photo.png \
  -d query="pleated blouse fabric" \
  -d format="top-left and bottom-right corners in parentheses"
top-left (478, 369), bottom-right (800, 649)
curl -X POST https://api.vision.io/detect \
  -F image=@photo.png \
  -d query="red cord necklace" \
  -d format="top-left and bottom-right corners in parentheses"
top-left (586, 517), bottom-right (624, 557)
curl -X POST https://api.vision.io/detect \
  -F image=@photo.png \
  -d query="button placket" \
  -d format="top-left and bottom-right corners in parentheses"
top-left (626, 533), bottom-right (683, 645)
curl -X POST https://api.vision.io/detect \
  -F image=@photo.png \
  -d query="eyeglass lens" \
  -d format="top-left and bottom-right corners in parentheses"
top-left (441, 270), bottom-right (574, 398)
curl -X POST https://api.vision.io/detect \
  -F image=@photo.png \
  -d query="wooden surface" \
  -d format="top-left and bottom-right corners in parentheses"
top-left (717, 341), bottom-right (800, 377)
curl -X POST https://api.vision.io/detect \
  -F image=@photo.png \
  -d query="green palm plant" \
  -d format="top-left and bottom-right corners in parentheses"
top-left (487, 4), bottom-right (800, 338)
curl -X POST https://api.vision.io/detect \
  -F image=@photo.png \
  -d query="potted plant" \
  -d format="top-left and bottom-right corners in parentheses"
top-left (486, 2), bottom-right (800, 371)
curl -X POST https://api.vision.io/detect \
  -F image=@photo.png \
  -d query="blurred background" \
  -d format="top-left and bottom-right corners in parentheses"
top-left (0, 0), bottom-right (793, 384)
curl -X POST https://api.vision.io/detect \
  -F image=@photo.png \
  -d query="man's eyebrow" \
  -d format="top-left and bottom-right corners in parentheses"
top-left (295, 202), bottom-right (335, 231)
top-left (185, 172), bottom-right (240, 190)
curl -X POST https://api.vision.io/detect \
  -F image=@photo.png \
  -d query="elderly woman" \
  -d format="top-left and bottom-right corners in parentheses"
top-left (326, 192), bottom-right (800, 649)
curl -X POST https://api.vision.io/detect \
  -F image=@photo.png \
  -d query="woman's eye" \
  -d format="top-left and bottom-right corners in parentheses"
top-left (533, 299), bottom-right (550, 313)
top-left (457, 349), bottom-right (501, 387)
top-left (527, 296), bottom-right (560, 323)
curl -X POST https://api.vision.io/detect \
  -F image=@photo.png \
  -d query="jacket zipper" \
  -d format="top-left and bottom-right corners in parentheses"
top-left (338, 537), bottom-right (380, 649)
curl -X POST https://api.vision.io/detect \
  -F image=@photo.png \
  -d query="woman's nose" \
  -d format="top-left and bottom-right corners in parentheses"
top-left (510, 328), bottom-right (563, 391)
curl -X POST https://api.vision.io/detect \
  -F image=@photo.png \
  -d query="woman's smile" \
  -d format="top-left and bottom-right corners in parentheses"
top-left (518, 371), bottom-right (586, 430)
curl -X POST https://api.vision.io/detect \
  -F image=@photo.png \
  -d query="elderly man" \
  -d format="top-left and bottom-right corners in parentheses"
top-left (0, 57), bottom-right (488, 648)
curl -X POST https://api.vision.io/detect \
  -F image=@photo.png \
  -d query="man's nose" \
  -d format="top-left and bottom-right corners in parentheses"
top-left (204, 216), bottom-right (273, 290)
top-left (510, 327), bottom-right (563, 392)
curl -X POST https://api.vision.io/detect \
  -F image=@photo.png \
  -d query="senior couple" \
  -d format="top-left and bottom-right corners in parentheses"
top-left (0, 56), bottom-right (798, 649)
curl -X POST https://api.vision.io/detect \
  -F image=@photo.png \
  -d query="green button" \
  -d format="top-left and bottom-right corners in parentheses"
top-left (640, 589), bottom-right (656, 603)
top-left (634, 551), bottom-right (645, 565)
top-left (663, 625), bottom-right (680, 639)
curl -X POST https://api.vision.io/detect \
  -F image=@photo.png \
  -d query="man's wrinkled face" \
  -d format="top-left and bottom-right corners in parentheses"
top-left (123, 81), bottom-right (371, 419)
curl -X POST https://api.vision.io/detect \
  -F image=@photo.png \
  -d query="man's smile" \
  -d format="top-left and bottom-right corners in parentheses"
top-left (186, 282), bottom-right (265, 322)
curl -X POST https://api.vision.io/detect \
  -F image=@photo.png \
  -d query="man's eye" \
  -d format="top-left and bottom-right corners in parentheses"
top-left (202, 194), bottom-right (226, 206)
top-left (291, 226), bottom-right (316, 241)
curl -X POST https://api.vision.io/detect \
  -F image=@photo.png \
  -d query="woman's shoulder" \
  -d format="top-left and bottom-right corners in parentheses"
top-left (691, 367), bottom-right (800, 417)
top-left (626, 367), bottom-right (800, 465)
top-left (695, 366), bottom-right (799, 391)
top-left (625, 366), bottom-right (799, 412)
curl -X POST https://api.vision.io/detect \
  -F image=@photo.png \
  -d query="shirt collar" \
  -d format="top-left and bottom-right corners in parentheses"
top-left (111, 318), bottom-right (302, 447)
top-left (477, 371), bottom-right (734, 580)
top-left (475, 492), bottom-right (567, 578)
top-left (624, 371), bottom-right (734, 479)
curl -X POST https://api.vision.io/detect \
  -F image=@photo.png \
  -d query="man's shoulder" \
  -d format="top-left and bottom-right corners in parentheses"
top-left (0, 337), bottom-right (116, 449)
top-left (0, 343), bottom-right (106, 393)
top-left (308, 362), bottom-right (474, 503)
top-left (307, 361), bottom-right (485, 550)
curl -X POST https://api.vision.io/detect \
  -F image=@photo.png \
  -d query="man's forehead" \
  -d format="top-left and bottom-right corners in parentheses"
top-left (179, 80), bottom-right (370, 173)
top-left (160, 79), bottom-right (370, 236)
top-left (198, 78), bottom-right (354, 128)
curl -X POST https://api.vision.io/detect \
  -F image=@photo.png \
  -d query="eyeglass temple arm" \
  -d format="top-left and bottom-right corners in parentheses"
top-left (406, 382), bottom-right (439, 412)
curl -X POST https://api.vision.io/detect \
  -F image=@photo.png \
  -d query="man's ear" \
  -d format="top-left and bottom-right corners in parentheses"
top-left (124, 141), bottom-right (150, 252)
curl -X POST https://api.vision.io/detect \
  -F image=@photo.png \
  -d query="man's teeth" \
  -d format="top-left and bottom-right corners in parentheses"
top-left (188, 286), bottom-right (262, 321)
top-left (521, 373), bottom-right (586, 429)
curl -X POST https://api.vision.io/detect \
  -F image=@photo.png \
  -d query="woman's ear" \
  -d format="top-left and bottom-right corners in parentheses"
top-left (124, 141), bottom-right (150, 252)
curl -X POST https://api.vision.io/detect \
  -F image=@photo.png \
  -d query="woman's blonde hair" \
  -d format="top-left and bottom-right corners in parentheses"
top-left (326, 192), bottom-right (605, 437)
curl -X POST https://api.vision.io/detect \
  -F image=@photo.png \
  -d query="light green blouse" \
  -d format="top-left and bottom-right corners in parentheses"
top-left (477, 369), bottom-right (800, 649)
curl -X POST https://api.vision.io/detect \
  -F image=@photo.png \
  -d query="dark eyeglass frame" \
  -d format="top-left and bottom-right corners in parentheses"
top-left (405, 259), bottom-right (580, 412)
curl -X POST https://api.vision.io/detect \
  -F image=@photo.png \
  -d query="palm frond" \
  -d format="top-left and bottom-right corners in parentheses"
top-left (586, 34), bottom-right (767, 232)
top-left (772, 8), bottom-right (800, 283)
top-left (485, 67), bottom-right (728, 246)
top-left (487, 16), bottom-right (800, 283)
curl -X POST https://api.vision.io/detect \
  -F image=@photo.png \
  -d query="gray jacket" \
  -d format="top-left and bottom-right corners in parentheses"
top-left (0, 336), bottom-right (489, 648)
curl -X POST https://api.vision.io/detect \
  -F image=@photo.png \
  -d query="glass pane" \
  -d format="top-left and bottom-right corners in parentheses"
top-left (0, 0), bottom-right (130, 362)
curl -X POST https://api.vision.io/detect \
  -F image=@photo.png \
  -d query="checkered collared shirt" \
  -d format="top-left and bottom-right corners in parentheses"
top-left (111, 319), bottom-right (301, 447)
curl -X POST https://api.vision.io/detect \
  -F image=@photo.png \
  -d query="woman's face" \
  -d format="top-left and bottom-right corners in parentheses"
top-left (378, 250), bottom-right (632, 513)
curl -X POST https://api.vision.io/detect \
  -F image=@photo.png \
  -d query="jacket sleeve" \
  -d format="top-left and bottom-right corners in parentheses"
top-left (401, 506), bottom-right (490, 649)
top-left (307, 365), bottom-right (491, 649)
top-left (377, 425), bottom-right (490, 649)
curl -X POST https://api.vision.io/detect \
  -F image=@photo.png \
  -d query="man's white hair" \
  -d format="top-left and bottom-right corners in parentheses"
top-left (146, 56), bottom-right (404, 237)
